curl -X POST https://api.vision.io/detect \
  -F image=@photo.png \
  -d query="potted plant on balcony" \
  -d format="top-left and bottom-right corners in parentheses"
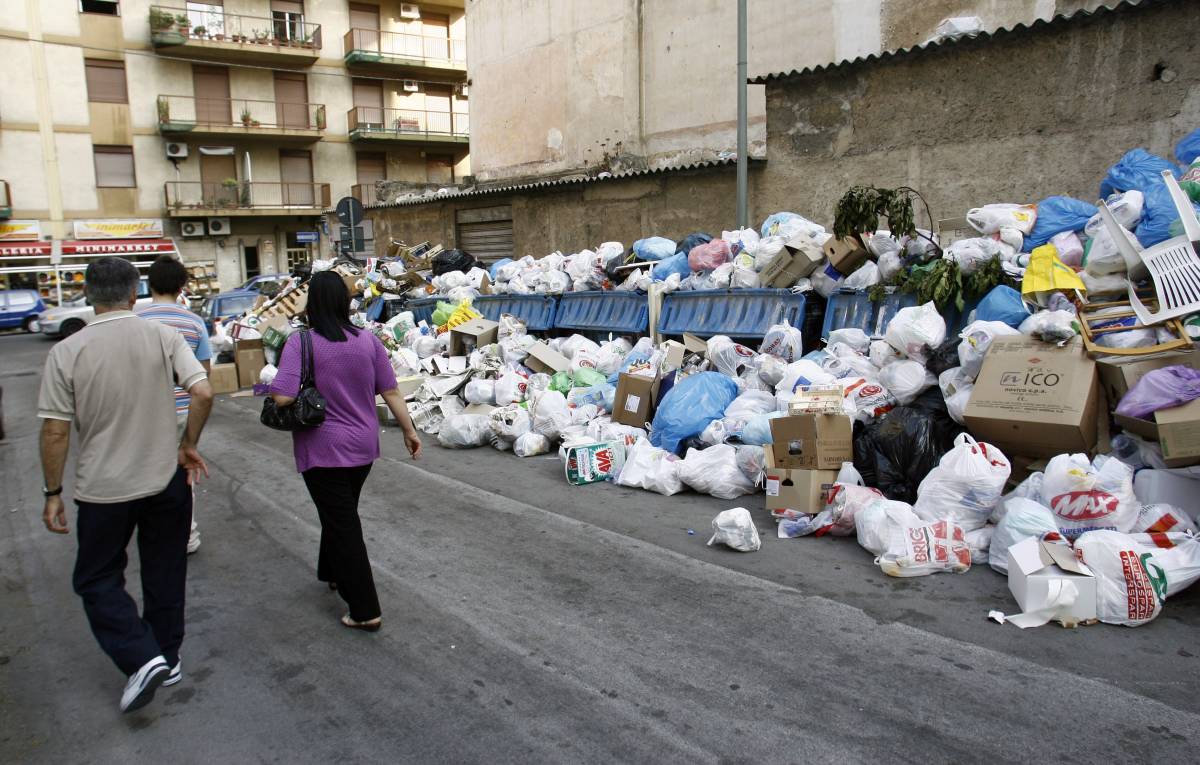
top-left (156, 97), bottom-right (170, 124)
top-left (193, 25), bottom-right (207, 39)
top-left (240, 106), bottom-right (253, 127)
top-left (315, 105), bottom-right (326, 130)
top-left (220, 177), bottom-right (240, 208)
top-left (150, 7), bottom-right (185, 46)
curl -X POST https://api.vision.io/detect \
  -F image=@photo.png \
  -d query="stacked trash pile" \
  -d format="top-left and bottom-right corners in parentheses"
top-left (214, 128), bottom-right (1200, 631)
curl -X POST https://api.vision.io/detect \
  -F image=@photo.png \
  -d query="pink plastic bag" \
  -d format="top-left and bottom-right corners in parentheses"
top-left (1114, 366), bottom-right (1200, 419)
top-left (688, 239), bottom-right (732, 272)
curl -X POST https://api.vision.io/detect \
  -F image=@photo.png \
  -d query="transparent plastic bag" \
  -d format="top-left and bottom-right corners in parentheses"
top-left (707, 507), bottom-right (761, 552)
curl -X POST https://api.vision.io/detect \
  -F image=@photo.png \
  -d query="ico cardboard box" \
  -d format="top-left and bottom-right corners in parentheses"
top-left (613, 372), bottom-right (660, 428)
top-left (768, 413), bottom-right (853, 470)
top-left (761, 236), bottom-right (824, 287)
top-left (524, 341), bottom-right (571, 374)
top-left (963, 337), bottom-right (1099, 458)
top-left (822, 236), bottom-right (870, 276)
top-left (1007, 537), bottom-right (1097, 625)
top-left (1096, 351), bottom-right (1199, 411)
top-left (208, 363), bottom-right (239, 395)
top-left (763, 443), bottom-right (837, 518)
top-left (234, 338), bottom-right (266, 389)
top-left (449, 318), bottom-right (499, 356)
top-left (1114, 398), bottom-right (1200, 468)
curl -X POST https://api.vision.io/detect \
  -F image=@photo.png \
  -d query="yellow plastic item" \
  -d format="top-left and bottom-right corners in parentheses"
top-left (1021, 243), bottom-right (1086, 304)
top-left (441, 301), bottom-right (482, 333)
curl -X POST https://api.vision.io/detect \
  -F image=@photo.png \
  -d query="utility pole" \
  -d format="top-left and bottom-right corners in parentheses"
top-left (736, 0), bottom-right (748, 229)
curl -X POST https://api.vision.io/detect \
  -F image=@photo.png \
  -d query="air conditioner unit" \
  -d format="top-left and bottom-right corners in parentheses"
top-left (166, 142), bottom-right (189, 159)
top-left (206, 217), bottom-right (231, 236)
top-left (400, 4), bottom-right (420, 19)
top-left (180, 220), bottom-right (206, 238)
top-left (402, 80), bottom-right (419, 93)
top-left (456, 84), bottom-right (469, 97)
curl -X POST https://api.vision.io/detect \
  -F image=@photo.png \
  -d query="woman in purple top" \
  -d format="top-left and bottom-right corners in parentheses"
top-left (270, 271), bottom-right (422, 631)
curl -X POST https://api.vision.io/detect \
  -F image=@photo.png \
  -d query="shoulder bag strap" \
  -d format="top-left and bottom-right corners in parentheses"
top-left (299, 329), bottom-right (315, 389)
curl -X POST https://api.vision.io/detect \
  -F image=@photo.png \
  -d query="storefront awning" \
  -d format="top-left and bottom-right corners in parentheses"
top-left (0, 238), bottom-right (179, 258)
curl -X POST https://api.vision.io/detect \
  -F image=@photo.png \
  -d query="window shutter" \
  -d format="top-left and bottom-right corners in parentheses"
top-left (85, 59), bottom-right (128, 104)
top-left (93, 146), bottom-right (136, 188)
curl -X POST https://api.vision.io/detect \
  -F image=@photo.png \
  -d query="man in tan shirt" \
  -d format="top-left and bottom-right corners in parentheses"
top-left (38, 257), bottom-right (214, 714)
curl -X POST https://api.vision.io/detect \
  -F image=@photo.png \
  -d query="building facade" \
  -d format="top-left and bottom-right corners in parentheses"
top-left (0, 0), bottom-right (468, 298)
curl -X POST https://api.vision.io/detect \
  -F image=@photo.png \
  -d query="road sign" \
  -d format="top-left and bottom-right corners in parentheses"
top-left (334, 196), bottom-right (364, 227)
top-left (295, 231), bottom-right (319, 243)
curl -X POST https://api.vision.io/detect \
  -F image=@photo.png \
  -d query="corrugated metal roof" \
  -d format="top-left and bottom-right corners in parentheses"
top-left (749, 0), bottom-right (1156, 83)
top-left (366, 156), bottom-right (764, 210)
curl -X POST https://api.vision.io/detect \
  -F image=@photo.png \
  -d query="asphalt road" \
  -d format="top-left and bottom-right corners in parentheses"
top-left (1, 331), bottom-right (1198, 764)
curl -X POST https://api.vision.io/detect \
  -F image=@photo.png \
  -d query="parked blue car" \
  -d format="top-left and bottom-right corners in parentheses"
top-left (0, 289), bottom-right (47, 332)
top-left (198, 289), bottom-right (261, 334)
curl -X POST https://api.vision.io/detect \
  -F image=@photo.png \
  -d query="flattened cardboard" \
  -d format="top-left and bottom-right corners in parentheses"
top-left (449, 318), bottom-right (499, 357)
top-left (660, 340), bottom-right (686, 372)
top-left (682, 333), bottom-right (708, 356)
top-left (208, 363), bottom-right (238, 394)
top-left (1096, 352), bottom-right (1198, 411)
top-left (768, 413), bottom-right (853, 470)
top-left (964, 337), bottom-right (1099, 458)
top-left (936, 217), bottom-right (975, 249)
top-left (525, 341), bottom-right (571, 374)
top-left (432, 356), bottom-right (467, 375)
top-left (1114, 398), bottom-right (1200, 468)
top-left (822, 236), bottom-right (870, 276)
top-left (394, 375), bottom-right (424, 398)
top-left (761, 237), bottom-right (823, 287)
top-left (613, 373), bottom-right (660, 428)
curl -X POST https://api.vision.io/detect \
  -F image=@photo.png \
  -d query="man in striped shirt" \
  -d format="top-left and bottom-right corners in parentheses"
top-left (136, 256), bottom-right (212, 554)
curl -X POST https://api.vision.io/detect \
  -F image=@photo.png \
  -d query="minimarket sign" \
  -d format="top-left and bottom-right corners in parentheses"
top-left (73, 219), bottom-right (164, 240)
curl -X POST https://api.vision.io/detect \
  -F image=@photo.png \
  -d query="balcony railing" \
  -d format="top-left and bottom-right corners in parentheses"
top-left (149, 5), bottom-right (322, 50)
top-left (351, 183), bottom-right (380, 207)
top-left (347, 107), bottom-right (469, 141)
top-left (157, 95), bottom-right (326, 132)
top-left (165, 181), bottom-right (331, 212)
top-left (0, 180), bottom-right (11, 218)
top-left (343, 28), bottom-right (465, 64)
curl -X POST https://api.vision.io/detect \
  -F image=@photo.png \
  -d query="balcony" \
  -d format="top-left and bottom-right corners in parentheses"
top-left (343, 28), bottom-right (466, 76)
top-left (347, 107), bottom-right (469, 146)
top-left (351, 184), bottom-right (380, 207)
top-left (157, 95), bottom-right (325, 142)
top-left (0, 181), bottom-right (10, 219)
top-left (149, 5), bottom-right (321, 67)
top-left (165, 181), bottom-right (331, 217)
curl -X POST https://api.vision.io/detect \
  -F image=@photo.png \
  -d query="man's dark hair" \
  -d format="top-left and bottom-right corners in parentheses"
top-left (85, 257), bottom-right (140, 307)
top-left (305, 270), bottom-right (358, 342)
top-left (148, 255), bottom-right (189, 296)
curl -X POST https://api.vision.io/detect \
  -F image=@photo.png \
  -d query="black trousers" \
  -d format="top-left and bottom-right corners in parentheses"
top-left (73, 467), bottom-right (191, 676)
top-left (301, 464), bottom-right (380, 621)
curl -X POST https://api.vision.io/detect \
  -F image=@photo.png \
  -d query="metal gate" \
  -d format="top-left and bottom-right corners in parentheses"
top-left (455, 205), bottom-right (513, 262)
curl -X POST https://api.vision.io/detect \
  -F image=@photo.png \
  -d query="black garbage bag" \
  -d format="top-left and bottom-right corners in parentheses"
top-left (675, 232), bottom-right (713, 256)
top-left (604, 247), bottom-right (638, 283)
top-left (925, 338), bottom-right (960, 377)
top-left (431, 248), bottom-right (477, 276)
top-left (853, 389), bottom-right (963, 504)
top-left (677, 435), bottom-right (710, 458)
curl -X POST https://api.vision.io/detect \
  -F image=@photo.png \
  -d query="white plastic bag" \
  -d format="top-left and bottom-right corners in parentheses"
top-left (494, 369), bottom-right (529, 406)
top-left (707, 507), bottom-right (761, 552)
top-left (1051, 231), bottom-right (1084, 268)
top-left (877, 360), bottom-right (935, 405)
top-left (841, 377), bottom-right (897, 423)
top-left (1075, 530), bottom-right (1165, 626)
top-left (678, 444), bottom-right (757, 499)
top-left (967, 203), bottom-right (1037, 235)
top-left (1018, 309), bottom-right (1077, 344)
top-left (810, 266), bottom-right (845, 298)
top-left (593, 339), bottom-right (632, 375)
top-left (855, 499), bottom-right (921, 556)
top-left (775, 360), bottom-right (837, 395)
top-left (754, 354), bottom-right (787, 387)
top-left (877, 520), bottom-right (972, 577)
top-left (827, 328), bottom-right (871, 354)
top-left (464, 379), bottom-right (497, 405)
top-left (258, 364), bottom-right (278, 385)
top-left (723, 390), bottom-right (777, 422)
top-left (867, 339), bottom-right (900, 369)
top-left (615, 437), bottom-right (684, 496)
top-left (759, 322), bottom-right (804, 363)
top-left (821, 483), bottom-right (884, 536)
top-left (514, 431), bottom-right (550, 457)
top-left (707, 335), bottom-right (758, 377)
top-left (1042, 453), bottom-right (1138, 540)
top-left (529, 389), bottom-right (572, 442)
top-left (1084, 223), bottom-right (1140, 276)
top-left (913, 434), bottom-right (1011, 531)
top-left (1130, 503), bottom-right (1198, 535)
top-left (884, 302), bottom-right (946, 363)
top-left (489, 405), bottom-right (532, 442)
top-left (988, 497), bottom-right (1063, 574)
top-left (1084, 190), bottom-right (1144, 238)
top-left (938, 366), bottom-right (974, 425)
top-left (843, 261), bottom-right (881, 290)
top-left (560, 334), bottom-right (601, 360)
top-left (965, 526), bottom-right (993, 565)
top-left (957, 320), bottom-right (1022, 379)
top-left (437, 414), bottom-right (492, 448)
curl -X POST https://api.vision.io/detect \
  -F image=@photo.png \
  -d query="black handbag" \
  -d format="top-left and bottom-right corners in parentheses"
top-left (260, 329), bottom-right (326, 431)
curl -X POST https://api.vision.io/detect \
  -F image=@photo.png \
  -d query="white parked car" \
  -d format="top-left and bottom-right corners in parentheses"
top-left (35, 278), bottom-right (152, 339)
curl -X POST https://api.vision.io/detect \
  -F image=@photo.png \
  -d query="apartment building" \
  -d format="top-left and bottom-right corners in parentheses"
top-left (0, 0), bottom-right (468, 298)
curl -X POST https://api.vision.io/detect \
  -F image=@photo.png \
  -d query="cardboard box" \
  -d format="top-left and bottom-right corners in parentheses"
top-left (682, 333), bottom-right (708, 356)
top-left (395, 375), bottom-right (424, 398)
top-left (660, 340), bottom-right (686, 372)
top-left (1114, 398), bottom-right (1200, 468)
top-left (1096, 352), bottom-right (1198, 410)
top-left (788, 386), bottom-right (845, 415)
top-left (763, 454), bottom-right (837, 519)
top-left (822, 236), bottom-right (870, 276)
top-left (449, 318), bottom-right (499, 356)
top-left (761, 237), bottom-right (824, 287)
top-left (525, 341), bottom-right (571, 374)
top-left (963, 337), bottom-right (1099, 458)
top-left (613, 373), bottom-right (660, 428)
top-left (235, 345), bottom-right (266, 389)
top-left (768, 413), bottom-right (853, 470)
top-left (208, 363), bottom-right (239, 395)
top-left (936, 217), bottom-right (975, 249)
top-left (1007, 537), bottom-right (1097, 625)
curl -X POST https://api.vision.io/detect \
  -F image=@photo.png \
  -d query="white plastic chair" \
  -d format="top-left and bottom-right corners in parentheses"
top-left (1098, 169), bottom-right (1200, 324)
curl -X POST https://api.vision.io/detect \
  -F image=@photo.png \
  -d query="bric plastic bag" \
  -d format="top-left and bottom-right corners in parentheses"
top-left (1114, 366), bottom-right (1200, 419)
top-left (957, 320), bottom-right (1022, 379)
top-left (649, 372), bottom-right (739, 455)
top-left (912, 434), bottom-right (1011, 532)
top-left (1075, 530), bottom-right (1166, 626)
top-left (877, 360), bottom-right (935, 405)
top-left (437, 414), bottom-right (493, 448)
top-left (615, 437), bottom-right (684, 496)
top-left (877, 519), bottom-right (973, 577)
top-left (759, 322), bottom-right (804, 363)
top-left (679, 444), bottom-right (757, 499)
top-left (884, 302), bottom-right (947, 363)
top-left (967, 203), bottom-right (1037, 235)
top-left (707, 335), bottom-right (758, 377)
top-left (1042, 454), bottom-right (1138, 540)
top-left (707, 507), bottom-right (761, 552)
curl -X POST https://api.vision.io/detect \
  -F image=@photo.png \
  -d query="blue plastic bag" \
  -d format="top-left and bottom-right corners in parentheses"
top-left (1136, 183), bottom-right (1200, 247)
top-left (633, 236), bottom-right (677, 261)
top-left (649, 372), bottom-right (739, 455)
top-left (1024, 196), bottom-right (1097, 251)
top-left (1100, 149), bottom-right (1179, 198)
top-left (650, 250), bottom-right (691, 282)
top-left (974, 285), bottom-right (1029, 329)
top-left (488, 258), bottom-right (513, 280)
top-left (1174, 128), bottom-right (1200, 167)
top-left (675, 232), bottom-right (713, 256)
top-left (760, 212), bottom-right (801, 239)
top-left (736, 411), bottom-right (786, 446)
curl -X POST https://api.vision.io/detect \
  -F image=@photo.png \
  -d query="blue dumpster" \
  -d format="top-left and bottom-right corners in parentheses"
top-left (657, 289), bottom-right (806, 339)
top-left (555, 291), bottom-right (649, 334)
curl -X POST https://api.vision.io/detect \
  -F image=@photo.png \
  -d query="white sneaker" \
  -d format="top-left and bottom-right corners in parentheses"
top-left (120, 656), bottom-right (169, 713)
top-left (187, 522), bottom-right (201, 555)
top-left (162, 660), bottom-right (182, 687)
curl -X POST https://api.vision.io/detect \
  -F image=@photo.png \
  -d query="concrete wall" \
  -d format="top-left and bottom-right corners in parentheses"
top-left (464, 0), bottom-right (1123, 182)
